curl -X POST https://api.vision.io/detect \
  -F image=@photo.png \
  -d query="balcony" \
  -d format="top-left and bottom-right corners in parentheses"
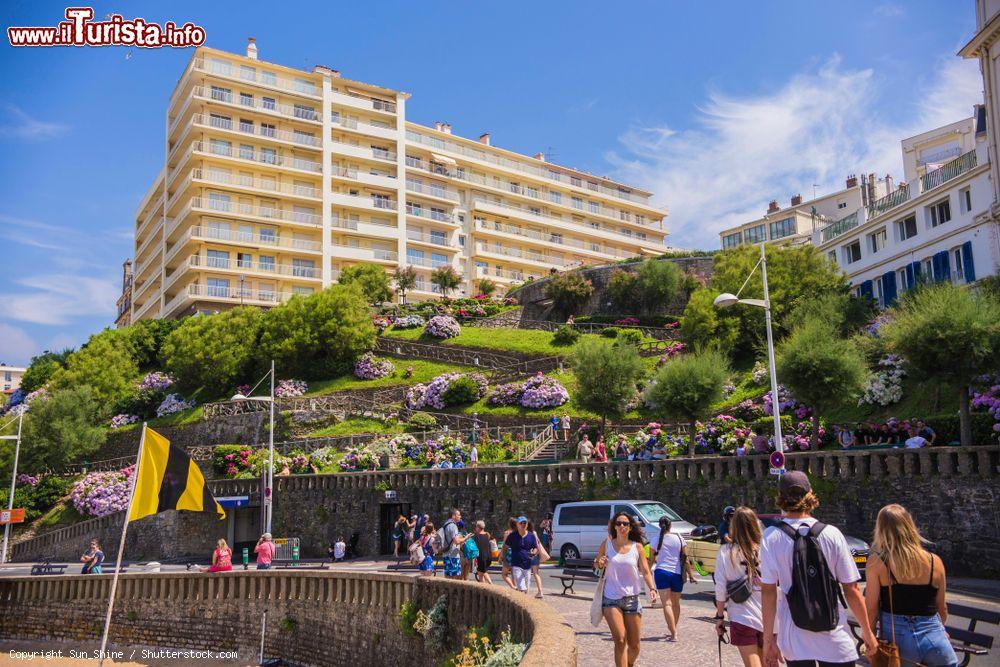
top-left (192, 58), bottom-right (320, 98)
top-left (474, 242), bottom-right (564, 267)
top-left (187, 253), bottom-right (321, 280)
top-left (183, 168), bottom-right (321, 201)
top-left (164, 282), bottom-right (295, 316)
top-left (406, 229), bottom-right (454, 247)
top-left (405, 203), bottom-right (453, 223)
top-left (330, 192), bottom-right (398, 212)
top-left (470, 198), bottom-right (652, 245)
top-left (406, 254), bottom-right (452, 268)
top-left (132, 295), bottom-right (161, 320)
top-left (189, 140), bottom-right (322, 173)
top-left (921, 149), bottom-right (978, 192)
top-left (330, 165), bottom-right (398, 189)
top-left (330, 245), bottom-right (398, 263)
top-left (820, 211), bottom-right (860, 243)
top-left (329, 137), bottom-right (398, 164)
top-left (184, 225), bottom-right (321, 253)
top-left (190, 113), bottom-right (320, 149)
top-left (174, 197), bottom-right (321, 232)
top-left (331, 215), bottom-right (398, 239)
top-left (330, 89), bottom-right (397, 114)
top-left (331, 114), bottom-right (397, 141)
top-left (474, 265), bottom-right (529, 282)
top-left (176, 85), bottom-right (321, 131)
top-left (405, 180), bottom-right (460, 202)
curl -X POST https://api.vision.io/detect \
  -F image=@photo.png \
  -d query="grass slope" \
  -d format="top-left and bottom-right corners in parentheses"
top-left (383, 327), bottom-right (599, 357)
top-left (305, 359), bottom-right (475, 395)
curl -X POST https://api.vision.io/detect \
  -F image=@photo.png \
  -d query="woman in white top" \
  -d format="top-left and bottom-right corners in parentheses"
top-left (714, 507), bottom-right (764, 667)
top-left (650, 516), bottom-right (697, 641)
top-left (595, 512), bottom-right (659, 667)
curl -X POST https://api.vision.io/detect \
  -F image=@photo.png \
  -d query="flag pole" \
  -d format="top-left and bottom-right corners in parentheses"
top-left (98, 423), bottom-right (147, 667)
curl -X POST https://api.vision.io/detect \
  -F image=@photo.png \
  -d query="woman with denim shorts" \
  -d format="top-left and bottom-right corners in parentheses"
top-left (594, 512), bottom-right (658, 667)
top-left (651, 516), bottom-right (697, 641)
top-left (864, 504), bottom-right (958, 667)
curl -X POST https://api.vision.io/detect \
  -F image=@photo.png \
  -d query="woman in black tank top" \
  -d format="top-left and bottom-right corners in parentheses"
top-left (864, 505), bottom-right (958, 667)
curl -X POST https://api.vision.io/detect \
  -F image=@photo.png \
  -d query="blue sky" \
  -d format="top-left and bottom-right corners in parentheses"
top-left (0, 1), bottom-right (984, 365)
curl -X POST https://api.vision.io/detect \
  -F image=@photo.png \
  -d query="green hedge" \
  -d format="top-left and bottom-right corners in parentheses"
top-left (920, 412), bottom-right (996, 445)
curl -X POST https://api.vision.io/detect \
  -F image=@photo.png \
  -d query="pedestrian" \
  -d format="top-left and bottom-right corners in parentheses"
top-left (550, 414), bottom-right (560, 434)
top-left (719, 505), bottom-right (735, 543)
top-left (254, 533), bottom-right (276, 570)
top-left (904, 427), bottom-right (929, 449)
top-left (417, 523), bottom-right (436, 576)
top-left (80, 539), bottom-right (105, 575)
top-left (735, 439), bottom-right (748, 456)
top-left (441, 508), bottom-right (468, 579)
top-left (576, 433), bottom-right (594, 463)
top-left (916, 419), bottom-right (937, 445)
top-left (752, 432), bottom-right (770, 454)
top-left (205, 538), bottom-right (233, 573)
top-left (472, 521), bottom-right (494, 584)
top-left (614, 435), bottom-right (628, 460)
top-left (502, 516), bottom-right (541, 593)
top-left (864, 504), bottom-right (958, 667)
top-left (837, 425), bottom-right (856, 449)
top-left (470, 441), bottom-right (479, 467)
top-left (527, 519), bottom-right (550, 598)
top-left (392, 515), bottom-right (408, 558)
top-left (538, 512), bottom-right (554, 552)
top-left (501, 517), bottom-right (517, 589)
top-left (650, 516), bottom-right (696, 641)
top-left (561, 412), bottom-right (571, 440)
top-left (406, 514), bottom-right (418, 543)
top-left (714, 507), bottom-right (764, 667)
top-left (594, 435), bottom-right (608, 462)
top-left (595, 512), bottom-right (659, 667)
top-left (760, 470), bottom-right (877, 667)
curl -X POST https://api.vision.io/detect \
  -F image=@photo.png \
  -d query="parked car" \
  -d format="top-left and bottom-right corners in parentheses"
top-left (551, 500), bottom-right (696, 560)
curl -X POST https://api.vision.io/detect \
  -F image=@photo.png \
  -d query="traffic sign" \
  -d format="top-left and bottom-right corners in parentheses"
top-left (0, 508), bottom-right (25, 525)
top-left (769, 451), bottom-right (785, 469)
top-left (769, 467), bottom-right (786, 476)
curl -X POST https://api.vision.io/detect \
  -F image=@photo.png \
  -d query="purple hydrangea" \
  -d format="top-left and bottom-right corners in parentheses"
top-left (274, 379), bottom-right (308, 397)
top-left (70, 468), bottom-right (134, 518)
top-left (486, 372), bottom-right (569, 409)
top-left (406, 372), bottom-right (487, 410)
top-left (156, 393), bottom-right (195, 417)
top-left (424, 315), bottom-right (460, 339)
top-left (138, 371), bottom-right (174, 392)
top-left (110, 413), bottom-right (140, 429)
top-left (392, 314), bottom-right (425, 329)
top-left (354, 353), bottom-right (394, 380)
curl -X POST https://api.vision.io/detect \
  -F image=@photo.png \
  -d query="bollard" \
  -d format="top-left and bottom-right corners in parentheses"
top-left (242, 547), bottom-right (249, 570)
top-left (292, 545), bottom-right (299, 562)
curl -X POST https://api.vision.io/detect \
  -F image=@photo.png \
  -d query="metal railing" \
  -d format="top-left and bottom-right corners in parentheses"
top-left (920, 149), bottom-right (977, 192)
top-left (820, 211), bottom-right (860, 243)
top-left (866, 185), bottom-right (911, 220)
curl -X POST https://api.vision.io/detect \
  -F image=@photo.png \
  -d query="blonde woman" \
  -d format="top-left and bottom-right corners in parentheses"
top-left (207, 538), bottom-right (233, 572)
top-left (865, 504), bottom-right (958, 667)
top-left (714, 508), bottom-right (763, 667)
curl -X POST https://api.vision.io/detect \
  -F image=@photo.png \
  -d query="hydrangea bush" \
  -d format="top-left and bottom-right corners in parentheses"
top-left (424, 315), bottom-right (460, 339)
top-left (156, 393), bottom-right (195, 417)
top-left (763, 385), bottom-right (811, 420)
top-left (694, 415), bottom-right (751, 454)
top-left (392, 314), bottom-right (425, 329)
top-left (487, 372), bottom-right (569, 409)
top-left (354, 353), bottom-right (394, 380)
top-left (71, 468), bottom-right (134, 518)
top-left (972, 373), bottom-right (1000, 437)
top-left (406, 372), bottom-right (488, 410)
top-left (858, 354), bottom-right (906, 406)
top-left (751, 361), bottom-right (769, 384)
top-left (138, 371), bottom-right (174, 392)
top-left (275, 379), bottom-right (308, 397)
top-left (656, 341), bottom-right (686, 366)
top-left (110, 413), bottom-right (140, 429)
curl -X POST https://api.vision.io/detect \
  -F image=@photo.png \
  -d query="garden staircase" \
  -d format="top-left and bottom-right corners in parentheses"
top-left (518, 424), bottom-right (557, 461)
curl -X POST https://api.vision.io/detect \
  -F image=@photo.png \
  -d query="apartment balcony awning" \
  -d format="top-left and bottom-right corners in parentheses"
top-left (430, 152), bottom-right (457, 166)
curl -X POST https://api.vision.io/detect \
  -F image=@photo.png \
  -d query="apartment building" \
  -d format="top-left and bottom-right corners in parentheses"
top-left (0, 365), bottom-right (26, 396)
top-left (127, 40), bottom-right (668, 321)
top-left (717, 177), bottom-right (887, 250)
top-left (814, 113), bottom-right (1000, 307)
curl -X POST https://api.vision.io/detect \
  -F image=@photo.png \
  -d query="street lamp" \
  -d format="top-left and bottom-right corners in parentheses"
top-left (232, 360), bottom-right (276, 533)
top-left (0, 410), bottom-right (24, 564)
top-left (713, 243), bottom-right (784, 459)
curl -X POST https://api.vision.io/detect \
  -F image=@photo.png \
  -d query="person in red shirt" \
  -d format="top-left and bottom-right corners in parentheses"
top-left (207, 538), bottom-right (233, 572)
top-left (255, 532), bottom-right (276, 570)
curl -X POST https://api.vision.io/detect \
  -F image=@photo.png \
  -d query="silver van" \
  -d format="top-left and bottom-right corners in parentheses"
top-left (551, 500), bottom-right (696, 560)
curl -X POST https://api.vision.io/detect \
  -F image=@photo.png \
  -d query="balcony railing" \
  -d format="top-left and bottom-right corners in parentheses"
top-left (820, 211), bottom-right (860, 243)
top-left (188, 225), bottom-right (321, 252)
top-left (406, 255), bottom-right (451, 268)
top-left (332, 88), bottom-right (397, 113)
top-left (471, 198), bottom-right (651, 244)
top-left (405, 180), bottom-right (460, 202)
top-left (406, 230), bottom-right (453, 247)
top-left (186, 168), bottom-right (321, 199)
top-left (188, 85), bottom-right (321, 124)
top-left (331, 114), bottom-right (396, 134)
top-left (405, 203), bottom-right (452, 222)
top-left (920, 150), bottom-right (977, 192)
top-left (188, 253), bottom-right (320, 279)
top-left (191, 140), bottom-right (322, 173)
top-left (194, 57), bottom-right (320, 97)
top-left (475, 242), bottom-right (564, 266)
top-left (193, 113), bottom-right (320, 148)
top-left (866, 185), bottom-right (911, 220)
top-left (187, 197), bottom-right (321, 226)
top-left (331, 245), bottom-right (399, 262)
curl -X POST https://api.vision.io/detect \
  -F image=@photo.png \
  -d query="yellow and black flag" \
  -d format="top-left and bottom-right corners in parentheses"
top-left (128, 426), bottom-right (225, 522)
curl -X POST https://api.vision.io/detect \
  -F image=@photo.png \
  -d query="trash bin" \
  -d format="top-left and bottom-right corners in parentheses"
top-left (145, 561), bottom-right (162, 573)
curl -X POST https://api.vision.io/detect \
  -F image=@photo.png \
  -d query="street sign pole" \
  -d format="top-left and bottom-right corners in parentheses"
top-left (0, 410), bottom-right (24, 565)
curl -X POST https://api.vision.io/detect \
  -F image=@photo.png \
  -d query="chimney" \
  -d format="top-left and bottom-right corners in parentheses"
top-left (885, 173), bottom-right (894, 193)
top-left (313, 65), bottom-right (340, 77)
top-left (790, 194), bottom-right (802, 206)
top-left (246, 37), bottom-right (258, 60)
top-left (767, 199), bottom-right (779, 213)
top-left (534, 152), bottom-right (546, 162)
top-left (846, 174), bottom-right (858, 189)
top-left (479, 132), bottom-right (491, 146)
top-left (434, 122), bottom-right (442, 131)
top-left (442, 123), bottom-right (452, 134)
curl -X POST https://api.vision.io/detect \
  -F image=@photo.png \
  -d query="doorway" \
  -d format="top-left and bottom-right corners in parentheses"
top-left (379, 502), bottom-right (412, 555)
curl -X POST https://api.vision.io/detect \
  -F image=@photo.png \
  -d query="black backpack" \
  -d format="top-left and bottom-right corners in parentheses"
top-left (776, 521), bottom-right (847, 632)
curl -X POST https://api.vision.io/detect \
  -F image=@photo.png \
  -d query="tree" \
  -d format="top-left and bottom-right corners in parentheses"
top-left (19, 349), bottom-right (73, 394)
top-left (20, 385), bottom-right (106, 473)
top-left (681, 289), bottom-right (738, 352)
top-left (643, 348), bottom-right (730, 456)
top-left (161, 306), bottom-right (264, 395)
top-left (881, 283), bottom-right (1000, 447)
top-left (476, 278), bottom-right (498, 298)
top-left (607, 269), bottom-right (640, 312)
top-left (256, 284), bottom-right (376, 379)
top-left (120, 318), bottom-right (179, 370)
top-left (338, 264), bottom-right (392, 306)
top-left (636, 258), bottom-right (682, 311)
top-left (49, 330), bottom-right (138, 412)
top-left (571, 338), bottom-right (646, 429)
top-left (431, 266), bottom-right (462, 299)
top-left (394, 266), bottom-right (418, 304)
top-left (544, 271), bottom-right (594, 317)
top-left (776, 318), bottom-right (867, 449)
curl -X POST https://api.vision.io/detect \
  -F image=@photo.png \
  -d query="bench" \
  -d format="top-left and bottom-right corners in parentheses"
top-left (272, 559), bottom-right (328, 570)
top-left (849, 602), bottom-right (999, 666)
top-left (30, 561), bottom-right (67, 576)
top-left (556, 557), bottom-right (599, 595)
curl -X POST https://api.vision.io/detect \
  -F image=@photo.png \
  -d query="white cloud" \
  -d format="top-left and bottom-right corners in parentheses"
top-left (609, 55), bottom-right (983, 249)
top-left (0, 103), bottom-right (68, 141)
top-left (0, 274), bottom-right (118, 325)
top-left (0, 323), bottom-right (38, 366)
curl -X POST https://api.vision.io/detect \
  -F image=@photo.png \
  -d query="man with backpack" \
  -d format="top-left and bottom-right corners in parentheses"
top-left (759, 471), bottom-right (877, 667)
top-left (437, 508), bottom-right (467, 579)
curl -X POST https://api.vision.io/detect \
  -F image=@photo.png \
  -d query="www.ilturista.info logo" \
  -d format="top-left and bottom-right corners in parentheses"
top-left (7, 7), bottom-right (206, 48)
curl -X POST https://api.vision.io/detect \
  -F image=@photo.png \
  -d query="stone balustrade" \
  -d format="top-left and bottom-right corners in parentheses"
top-left (0, 571), bottom-right (574, 667)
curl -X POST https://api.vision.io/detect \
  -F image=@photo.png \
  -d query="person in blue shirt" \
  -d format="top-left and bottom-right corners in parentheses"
top-left (80, 539), bottom-right (104, 574)
top-left (718, 506), bottom-right (735, 544)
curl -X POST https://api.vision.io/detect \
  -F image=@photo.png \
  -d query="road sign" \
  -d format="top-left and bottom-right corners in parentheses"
top-left (0, 508), bottom-right (25, 525)
top-left (384, 490), bottom-right (397, 500)
top-left (769, 467), bottom-right (786, 476)
top-left (769, 451), bottom-right (785, 469)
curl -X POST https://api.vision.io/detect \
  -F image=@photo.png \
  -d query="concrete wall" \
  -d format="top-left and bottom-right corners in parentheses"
top-left (0, 571), bottom-right (575, 667)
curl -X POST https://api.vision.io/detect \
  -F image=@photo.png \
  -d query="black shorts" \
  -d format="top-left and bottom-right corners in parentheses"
top-left (476, 555), bottom-right (491, 573)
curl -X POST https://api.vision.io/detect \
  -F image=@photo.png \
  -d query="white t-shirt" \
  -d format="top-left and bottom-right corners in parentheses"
top-left (603, 539), bottom-right (643, 599)
top-left (759, 517), bottom-right (860, 663)
top-left (653, 532), bottom-right (686, 574)
top-left (714, 544), bottom-right (763, 632)
top-left (470, 445), bottom-right (478, 462)
top-left (333, 541), bottom-right (346, 558)
top-left (904, 436), bottom-right (927, 449)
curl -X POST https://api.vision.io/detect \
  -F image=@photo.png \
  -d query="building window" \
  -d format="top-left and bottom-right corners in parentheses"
top-left (768, 217), bottom-right (796, 240)
top-left (238, 144), bottom-right (254, 160)
top-left (896, 215), bottom-right (917, 241)
top-left (928, 198), bottom-right (951, 228)
top-left (571, 197), bottom-right (583, 210)
top-left (258, 255), bottom-right (275, 272)
top-left (239, 92), bottom-right (253, 107)
top-left (260, 123), bottom-right (276, 138)
top-left (549, 191), bottom-right (562, 204)
top-left (588, 201), bottom-right (601, 214)
top-left (571, 176), bottom-right (581, 187)
top-left (236, 252), bottom-right (252, 269)
top-left (743, 224), bottom-right (766, 244)
top-left (292, 258), bottom-right (315, 277)
top-left (960, 187), bottom-right (972, 214)
top-left (292, 286), bottom-right (313, 296)
top-left (207, 277), bottom-right (230, 297)
top-left (259, 227), bottom-right (276, 244)
top-left (874, 276), bottom-right (883, 306)
top-left (868, 228), bottom-right (887, 254)
top-left (261, 71), bottom-right (277, 86)
top-left (843, 241), bottom-right (862, 264)
top-left (239, 118), bottom-right (254, 134)
top-left (722, 233), bottom-right (741, 250)
top-left (922, 257), bottom-right (932, 276)
top-left (828, 251), bottom-right (837, 265)
top-left (952, 247), bottom-right (965, 283)
top-left (240, 65), bottom-right (256, 81)
top-left (262, 96), bottom-right (276, 111)
top-left (838, 201), bottom-right (847, 209)
top-left (210, 85), bottom-right (232, 103)
top-left (458, 235), bottom-right (465, 247)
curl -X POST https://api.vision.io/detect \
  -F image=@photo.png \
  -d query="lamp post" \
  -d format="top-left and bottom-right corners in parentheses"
top-left (232, 360), bottom-right (276, 533)
top-left (713, 243), bottom-right (784, 460)
top-left (0, 410), bottom-right (24, 564)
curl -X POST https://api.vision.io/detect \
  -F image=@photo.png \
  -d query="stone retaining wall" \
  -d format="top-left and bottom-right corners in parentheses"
top-left (0, 571), bottom-right (575, 667)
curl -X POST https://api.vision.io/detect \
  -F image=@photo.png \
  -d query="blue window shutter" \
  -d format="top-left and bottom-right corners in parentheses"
top-left (940, 250), bottom-right (951, 282)
top-left (882, 271), bottom-right (897, 306)
top-left (962, 241), bottom-right (976, 282)
top-left (904, 264), bottom-right (914, 290)
top-left (860, 280), bottom-right (874, 300)
top-left (933, 251), bottom-right (949, 282)
top-left (911, 261), bottom-right (922, 287)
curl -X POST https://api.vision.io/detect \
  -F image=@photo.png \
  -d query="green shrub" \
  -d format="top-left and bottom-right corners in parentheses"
top-left (442, 376), bottom-right (481, 406)
top-left (614, 329), bottom-right (644, 347)
top-left (399, 599), bottom-right (419, 637)
top-left (920, 412), bottom-right (996, 445)
top-left (407, 411), bottom-right (438, 430)
top-left (552, 325), bottom-right (580, 346)
top-left (0, 475), bottom-right (73, 523)
top-left (600, 327), bottom-right (621, 339)
top-left (751, 415), bottom-right (794, 435)
top-left (544, 271), bottom-right (593, 316)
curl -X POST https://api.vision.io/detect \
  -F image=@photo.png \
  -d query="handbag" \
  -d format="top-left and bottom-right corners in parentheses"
top-left (726, 555), bottom-right (754, 604)
top-left (871, 566), bottom-right (901, 667)
top-left (408, 539), bottom-right (425, 565)
top-left (589, 568), bottom-right (606, 627)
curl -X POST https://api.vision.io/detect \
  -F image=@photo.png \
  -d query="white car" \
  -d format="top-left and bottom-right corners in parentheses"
top-left (551, 500), bottom-right (696, 560)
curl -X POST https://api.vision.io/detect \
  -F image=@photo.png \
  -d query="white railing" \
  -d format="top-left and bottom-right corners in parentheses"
top-left (186, 197), bottom-right (321, 226)
top-left (330, 245), bottom-right (399, 262)
top-left (194, 57), bottom-right (320, 97)
top-left (191, 113), bottom-right (320, 148)
top-left (406, 255), bottom-right (452, 268)
top-left (405, 180), bottom-right (460, 202)
top-left (190, 140), bottom-right (322, 173)
top-left (187, 168), bottom-right (321, 199)
top-left (188, 225), bottom-right (321, 252)
top-left (331, 88), bottom-right (397, 113)
top-left (471, 198), bottom-right (653, 244)
top-left (188, 85), bottom-right (321, 123)
top-left (331, 115), bottom-right (396, 134)
top-left (188, 253), bottom-right (320, 279)
top-left (475, 242), bottom-right (564, 266)
top-left (405, 203), bottom-right (453, 222)
top-left (406, 230), bottom-right (453, 247)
